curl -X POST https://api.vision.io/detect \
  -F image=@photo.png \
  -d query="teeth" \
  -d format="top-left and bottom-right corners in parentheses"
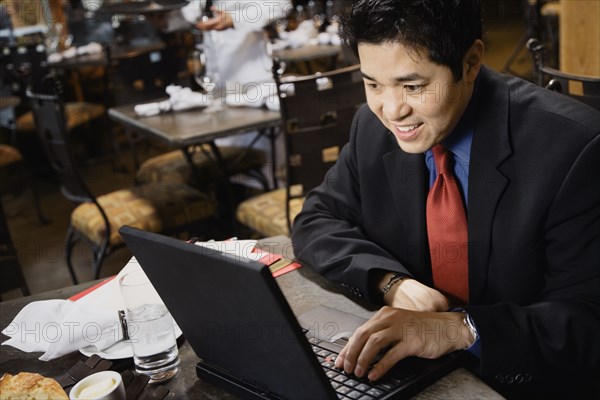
top-left (397, 124), bottom-right (419, 132)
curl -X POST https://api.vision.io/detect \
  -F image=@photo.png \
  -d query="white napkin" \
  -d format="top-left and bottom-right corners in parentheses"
top-left (76, 42), bottom-right (103, 56)
top-left (317, 31), bottom-right (342, 46)
top-left (278, 77), bottom-right (332, 97)
top-left (47, 42), bottom-right (103, 63)
top-left (279, 20), bottom-right (318, 49)
top-left (62, 47), bottom-right (77, 59)
top-left (47, 52), bottom-right (63, 63)
top-left (1, 299), bottom-right (122, 361)
top-left (1, 259), bottom-right (141, 361)
top-left (134, 85), bottom-right (211, 116)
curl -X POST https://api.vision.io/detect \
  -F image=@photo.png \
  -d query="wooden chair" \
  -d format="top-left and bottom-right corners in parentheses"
top-left (0, 94), bottom-right (46, 224)
top-left (108, 42), bottom-right (269, 190)
top-left (27, 76), bottom-right (217, 283)
top-left (1, 42), bottom-right (106, 141)
top-left (0, 143), bottom-right (46, 224)
top-left (0, 200), bottom-right (30, 299)
top-left (236, 63), bottom-right (366, 237)
top-left (527, 38), bottom-right (600, 110)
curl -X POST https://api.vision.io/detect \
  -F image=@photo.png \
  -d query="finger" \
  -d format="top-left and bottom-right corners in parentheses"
top-left (339, 309), bottom-right (396, 374)
top-left (367, 342), bottom-right (413, 381)
top-left (338, 326), bottom-right (372, 374)
top-left (334, 345), bottom-right (347, 369)
top-left (354, 330), bottom-right (395, 378)
top-left (201, 20), bottom-right (219, 30)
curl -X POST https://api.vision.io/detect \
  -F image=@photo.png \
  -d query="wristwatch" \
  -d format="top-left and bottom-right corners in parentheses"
top-left (462, 312), bottom-right (479, 348)
top-left (381, 273), bottom-right (405, 295)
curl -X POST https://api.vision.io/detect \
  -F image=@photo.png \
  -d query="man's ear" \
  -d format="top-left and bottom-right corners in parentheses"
top-left (464, 39), bottom-right (484, 82)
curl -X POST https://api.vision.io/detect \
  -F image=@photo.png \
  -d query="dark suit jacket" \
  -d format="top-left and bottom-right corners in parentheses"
top-left (291, 66), bottom-right (600, 398)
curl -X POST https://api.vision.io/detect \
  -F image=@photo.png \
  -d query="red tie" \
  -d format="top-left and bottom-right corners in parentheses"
top-left (426, 144), bottom-right (469, 304)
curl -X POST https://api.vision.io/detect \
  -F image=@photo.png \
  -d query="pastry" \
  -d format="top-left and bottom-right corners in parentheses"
top-left (0, 372), bottom-right (68, 400)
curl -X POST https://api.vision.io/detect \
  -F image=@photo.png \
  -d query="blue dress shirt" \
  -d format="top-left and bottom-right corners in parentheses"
top-left (424, 76), bottom-right (481, 357)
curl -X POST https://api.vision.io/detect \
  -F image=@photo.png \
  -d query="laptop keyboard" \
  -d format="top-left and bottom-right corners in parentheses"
top-left (306, 333), bottom-right (417, 399)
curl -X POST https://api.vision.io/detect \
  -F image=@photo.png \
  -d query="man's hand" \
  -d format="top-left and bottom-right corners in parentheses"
top-left (334, 307), bottom-right (474, 381)
top-left (196, 8), bottom-right (234, 31)
top-left (379, 273), bottom-right (449, 312)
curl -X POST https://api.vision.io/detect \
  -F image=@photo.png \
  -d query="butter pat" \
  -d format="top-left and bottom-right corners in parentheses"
top-left (78, 377), bottom-right (116, 398)
top-left (69, 371), bottom-right (125, 400)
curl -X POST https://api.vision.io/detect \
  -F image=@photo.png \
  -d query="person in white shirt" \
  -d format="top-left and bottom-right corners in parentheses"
top-left (181, 0), bottom-right (292, 188)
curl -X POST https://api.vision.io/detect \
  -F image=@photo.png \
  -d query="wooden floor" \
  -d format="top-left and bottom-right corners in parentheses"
top-left (2, 15), bottom-right (532, 299)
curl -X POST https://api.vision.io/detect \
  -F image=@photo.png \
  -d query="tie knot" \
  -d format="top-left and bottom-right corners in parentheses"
top-left (432, 144), bottom-right (451, 175)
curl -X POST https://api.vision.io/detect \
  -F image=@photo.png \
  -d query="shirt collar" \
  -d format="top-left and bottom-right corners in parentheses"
top-left (442, 73), bottom-right (480, 163)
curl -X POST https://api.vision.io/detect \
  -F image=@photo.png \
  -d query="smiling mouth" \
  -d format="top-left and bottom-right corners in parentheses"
top-left (397, 124), bottom-right (420, 132)
top-left (393, 123), bottom-right (422, 140)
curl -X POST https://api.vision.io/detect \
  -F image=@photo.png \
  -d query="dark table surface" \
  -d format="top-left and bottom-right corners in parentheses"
top-left (274, 44), bottom-right (341, 63)
top-left (108, 102), bottom-right (281, 147)
top-left (0, 236), bottom-right (503, 399)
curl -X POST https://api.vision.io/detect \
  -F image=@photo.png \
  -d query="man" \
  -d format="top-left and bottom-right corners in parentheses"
top-left (291, 0), bottom-right (600, 398)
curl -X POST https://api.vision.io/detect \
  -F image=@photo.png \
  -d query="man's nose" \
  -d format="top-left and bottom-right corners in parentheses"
top-left (382, 90), bottom-right (411, 121)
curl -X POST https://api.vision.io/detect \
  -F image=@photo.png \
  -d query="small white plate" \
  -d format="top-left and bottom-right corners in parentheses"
top-left (79, 326), bottom-right (183, 360)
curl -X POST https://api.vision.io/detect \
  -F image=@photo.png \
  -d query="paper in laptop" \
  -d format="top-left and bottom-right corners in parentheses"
top-left (193, 238), bottom-right (301, 277)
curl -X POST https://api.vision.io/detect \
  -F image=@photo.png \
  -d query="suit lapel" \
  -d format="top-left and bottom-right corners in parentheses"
top-left (380, 68), bottom-right (513, 296)
top-left (467, 67), bottom-right (512, 303)
top-left (383, 148), bottom-right (432, 283)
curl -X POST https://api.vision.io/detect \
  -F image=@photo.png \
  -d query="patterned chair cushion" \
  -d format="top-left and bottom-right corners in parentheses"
top-left (136, 146), bottom-right (266, 186)
top-left (235, 188), bottom-right (304, 237)
top-left (16, 102), bottom-right (105, 132)
top-left (0, 144), bottom-right (23, 167)
top-left (71, 182), bottom-right (216, 246)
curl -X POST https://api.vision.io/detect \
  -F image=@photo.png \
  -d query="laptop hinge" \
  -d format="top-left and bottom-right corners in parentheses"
top-left (196, 361), bottom-right (286, 400)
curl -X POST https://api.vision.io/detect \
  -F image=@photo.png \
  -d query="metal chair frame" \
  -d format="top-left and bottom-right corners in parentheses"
top-left (1, 200), bottom-right (31, 298)
top-left (527, 38), bottom-right (600, 110)
top-left (27, 77), bottom-right (215, 282)
top-left (275, 61), bottom-right (366, 232)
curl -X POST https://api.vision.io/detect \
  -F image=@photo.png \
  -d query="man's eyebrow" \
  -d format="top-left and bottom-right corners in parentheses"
top-left (361, 71), bottom-right (425, 83)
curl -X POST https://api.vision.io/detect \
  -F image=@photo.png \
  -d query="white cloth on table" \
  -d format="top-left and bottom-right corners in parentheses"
top-left (1, 260), bottom-right (144, 361)
top-left (47, 42), bottom-right (103, 63)
top-left (1, 299), bottom-right (122, 361)
top-left (133, 85), bottom-right (211, 116)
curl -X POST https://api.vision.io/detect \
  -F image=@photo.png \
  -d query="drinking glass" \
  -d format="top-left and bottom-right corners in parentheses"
top-left (44, 23), bottom-right (62, 55)
top-left (192, 43), bottom-right (222, 112)
top-left (119, 270), bottom-right (180, 383)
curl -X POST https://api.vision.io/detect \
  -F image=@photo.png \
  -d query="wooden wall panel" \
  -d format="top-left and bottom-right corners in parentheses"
top-left (560, 0), bottom-right (600, 77)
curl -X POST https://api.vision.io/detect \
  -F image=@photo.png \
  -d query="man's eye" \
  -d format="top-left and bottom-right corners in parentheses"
top-left (405, 84), bottom-right (423, 93)
top-left (366, 82), bottom-right (379, 89)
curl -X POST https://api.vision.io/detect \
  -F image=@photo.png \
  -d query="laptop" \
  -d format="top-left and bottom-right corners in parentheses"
top-left (119, 226), bottom-right (468, 400)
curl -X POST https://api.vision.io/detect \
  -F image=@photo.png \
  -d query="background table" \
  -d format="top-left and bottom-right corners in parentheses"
top-left (108, 103), bottom-right (281, 147)
top-left (0, 236), bottom-right (504, 399)
top-left (109, 102), bottom-right (282, 193)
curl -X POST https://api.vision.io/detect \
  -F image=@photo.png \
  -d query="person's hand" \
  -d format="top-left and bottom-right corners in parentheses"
top-left (380, 274), bottom-right (449, 312)
top-left (334, 307), bottom-right (473, 381)
top-left (196, 8), bottom-right (234, 31)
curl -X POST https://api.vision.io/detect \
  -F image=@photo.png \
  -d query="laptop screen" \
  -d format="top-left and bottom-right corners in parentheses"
top-left (119, 226), bottom-right (337, 399)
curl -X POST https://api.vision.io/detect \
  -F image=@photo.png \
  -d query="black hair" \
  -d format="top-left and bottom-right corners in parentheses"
top-left (340, 0), bottom-right (483, 81)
